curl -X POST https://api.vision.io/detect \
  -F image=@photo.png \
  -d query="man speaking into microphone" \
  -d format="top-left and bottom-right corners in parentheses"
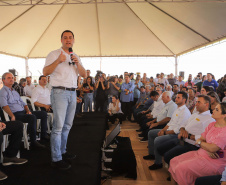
top-left (43, 30), bottom-right (86, 170)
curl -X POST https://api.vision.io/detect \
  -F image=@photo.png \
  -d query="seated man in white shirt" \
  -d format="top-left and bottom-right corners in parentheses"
top-left (31, 75), bottom-right (52, 113)
top-left (143, 91), bottom-right (191, 170)
top-left (24, 76), bottom-right (35, 98)
top-left (160, 95), bottom-right (215, 166)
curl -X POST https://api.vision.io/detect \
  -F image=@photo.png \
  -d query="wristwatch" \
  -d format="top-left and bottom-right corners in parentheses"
top-left (197, 140), bottom-right (202, 145)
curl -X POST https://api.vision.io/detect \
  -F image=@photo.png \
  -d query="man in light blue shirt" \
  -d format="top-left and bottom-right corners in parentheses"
top-left (120, 75), bottom-right (135, 121)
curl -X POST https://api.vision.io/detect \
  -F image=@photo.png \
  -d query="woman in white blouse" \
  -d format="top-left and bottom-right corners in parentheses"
top-left (107, 95), bottom-right (123, 124)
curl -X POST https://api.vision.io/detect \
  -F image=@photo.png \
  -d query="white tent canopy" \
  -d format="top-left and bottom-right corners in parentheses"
top-left (0, 0), bottom-right (226, 59)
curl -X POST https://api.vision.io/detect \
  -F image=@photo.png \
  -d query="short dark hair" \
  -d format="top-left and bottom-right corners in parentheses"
top-left (150, 91), bottom-right (159, 97)
top-left (177, 91), bottom-right (188, 102)
top-left (140, 86), bottom-right (145, 89)
top-left (61, 30), bottom-right (74, 38)
top-left (112, 95), bottom-right (118, 99)
top-left (197, 95), bottom-right (211, 108)
top-left (202, 86), bottom-right (211, 92)
top-left (182, 86), bottom-right (188, 91)
top-left (173, 84), bottom-right (179, 87)
top-left (39, 75), bottom-right (46, 80)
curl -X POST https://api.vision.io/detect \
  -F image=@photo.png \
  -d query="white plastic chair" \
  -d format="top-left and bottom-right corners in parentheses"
top-left (2, 110), bottom-right (29, 150)
top-left (20, 96), bottom-right (52, 134)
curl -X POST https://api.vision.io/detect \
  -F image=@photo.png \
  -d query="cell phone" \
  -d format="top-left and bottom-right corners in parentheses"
top-left (216, 151), bottom-right (224, 158)
top-left (179, 137), bottom-right (184, 146)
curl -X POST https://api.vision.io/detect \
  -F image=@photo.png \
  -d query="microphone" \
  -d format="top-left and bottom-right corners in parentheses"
top-left (68, 48), bottom-right (75, 65)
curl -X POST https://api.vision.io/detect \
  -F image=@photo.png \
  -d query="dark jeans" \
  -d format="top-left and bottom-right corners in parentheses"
top-left (14, 110), bottom-right (47, 142)
top-left (0, 121), bottom-right (23, 159)
top-left (195, 175), bottom-right (221, 185)
top-left (164, 142), bottom-right (199, 165)
top-left (121, 102), bottom-right (132, 120)
top-left (106, 113), bottom-right (123, 124)
top-left (95, 98), bottom-right (106, 112)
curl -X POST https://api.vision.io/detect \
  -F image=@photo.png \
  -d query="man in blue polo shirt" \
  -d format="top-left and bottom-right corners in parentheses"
top-left (120, 75), bottom-right (135, 121)
top-left (203, 73), bottom-right (218, 91)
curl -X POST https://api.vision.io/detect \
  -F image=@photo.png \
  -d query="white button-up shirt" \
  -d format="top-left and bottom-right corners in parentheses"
top-left (151, 96), bottom-right (165, 118)
top-left (156, 100), bottom-right (177, 122)
top-left (31, 85), bottom-right (51, 105)
top-left (167, 105), bottom-right (191, 134)
top-left (45, 48), bottom-right (82, 88)
top-left (183, 110), bottom-right (215, 145)
top-left (24, 84), bottom-right (35, 97)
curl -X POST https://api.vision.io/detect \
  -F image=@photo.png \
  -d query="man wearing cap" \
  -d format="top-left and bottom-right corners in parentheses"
top-left (43, 30), bottom-right (86, 170)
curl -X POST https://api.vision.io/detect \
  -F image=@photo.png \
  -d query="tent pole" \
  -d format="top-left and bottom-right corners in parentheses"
top-left (175, 55), bottom-right (178, 76)
top-left (25, 57), bottom-right (29, 77)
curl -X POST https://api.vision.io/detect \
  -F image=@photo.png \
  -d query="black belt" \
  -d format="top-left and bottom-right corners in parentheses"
top-left (53, 86), bottom-right (76, 91)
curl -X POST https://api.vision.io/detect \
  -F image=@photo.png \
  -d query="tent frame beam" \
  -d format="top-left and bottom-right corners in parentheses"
top-left (0, 0), bottom-right (226, 6)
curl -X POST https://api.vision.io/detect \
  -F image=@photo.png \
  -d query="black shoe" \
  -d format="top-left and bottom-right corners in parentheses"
top-left (51, 160), bottom-right (71, 170)
top-left (130, 120), bottom-right (137, 123)
top-left (143, 154), bottom-right (155, 160)
top-left (41, 135), bottom-right (50, 141)
top-left (148, 163), bottom-right (163, 170)
top-left (138, 133), bottom-right (144, 137)
top-left (167, 176), bottom-right (171, 181)
top-left (30, 141), bottom-right (46, 149)
top-left (62, 152), bottom-right (76, 160)
top-left (139, 138), bottom-right (148, 142)
top-left (136, 129), bottom-right (142, 132)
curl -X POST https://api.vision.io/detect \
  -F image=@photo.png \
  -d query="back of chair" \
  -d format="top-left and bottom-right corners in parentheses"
top-left (20, 96), bottom-right (36, 111)
top-left (2, 110), bottom-right (10, 121)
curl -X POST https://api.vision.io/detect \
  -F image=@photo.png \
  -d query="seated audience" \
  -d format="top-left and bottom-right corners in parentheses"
top-left (207, 91), bottom-right (221, 113)
top-left (31, 75), bottom-right (52, 112)
top-left (106, 95), bottom-right (123, 124)
top-left (138, 91), bottom-right (177, 142)
top-left (169, 102), bottom-right (226, 185)
top-left (172, 84), bottom-right (179, 102)
top-left (162, 95), bottom-right (215, 166)
top-left (195, 166), bottom-right (226, 185)
top-left (24, 76), bottom-right (35, 97)
top-left (143, 91), bottom-right (191, 170)
top-left (0, 72), bottom-right (48, 149)
top-left (0, 120), bottom-right (27, 181)
top-left (187, 88), bottom-right (196, 113)
top-left (14, 78), bottom-right (26, 96)
top-left (166, 84), bottom-right (174, 97)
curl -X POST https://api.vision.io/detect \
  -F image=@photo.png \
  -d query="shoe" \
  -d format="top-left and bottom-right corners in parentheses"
top-left (30, 141), bottom-right (46, 149)
top-left (139, 138), bottom-right (148, 142)
top-left (138, 133), bottom-right (144, 137)
top-left (130, 120), bottom-right (137, 123)
top-left (51, 160), bottom-right (71, 170)
top-left (0, 171), bottom-right (7, 181)
top-left (41, 135), bottom-right (50, 141)
top-left (143, 154), bottom-right (155, 160)
top-left (2, 157), bottom-right (28, 166)
top-left (62, 152), bottom-right (76, 160)
top-left (136, 129), bottom-right (142, 132)
top-left (148, 163), bottom-right (163, 170)
top-left (167, 176), bottom-right (171, 181)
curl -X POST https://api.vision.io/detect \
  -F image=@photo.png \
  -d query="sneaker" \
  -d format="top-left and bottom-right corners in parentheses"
top-left (143, 154), bottom-right (155, 160)
top-left (2, 157), bottom-right (28, 166)
top-left (62, 152), bottom-right (76, 160)
top-left (0, 171), bottom-right (7, 181)
top-left (51, 160), bottom-right (71, 170)
top-left (139, 138), bottom-right (148, 142)
top-left (148, 163), bottom-right (163, 170)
